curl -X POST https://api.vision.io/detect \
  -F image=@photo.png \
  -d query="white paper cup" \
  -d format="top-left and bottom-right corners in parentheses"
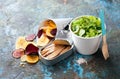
top-left (69, 15), bottom-right (102, 55)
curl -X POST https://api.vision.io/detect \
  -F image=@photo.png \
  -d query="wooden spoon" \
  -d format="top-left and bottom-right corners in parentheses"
top-left (102, 35), bottom-right (109, 60)
top-left (100, 9), bottom-right (109, 60)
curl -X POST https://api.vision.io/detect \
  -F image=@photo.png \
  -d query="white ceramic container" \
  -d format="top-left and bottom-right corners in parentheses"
top-left (69, 15), bottom-right (102, 55)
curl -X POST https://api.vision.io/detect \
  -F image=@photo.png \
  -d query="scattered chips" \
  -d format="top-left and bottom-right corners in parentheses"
top-left (13, 36), bottom-right (39, 64)
top-left (12, 19), bottom-right (57, 65)
top-left (12, 48), bottom-right (24, 58)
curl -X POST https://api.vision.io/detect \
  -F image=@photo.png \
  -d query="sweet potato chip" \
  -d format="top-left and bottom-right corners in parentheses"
top-left (26, 55), bottom-right (39, 64)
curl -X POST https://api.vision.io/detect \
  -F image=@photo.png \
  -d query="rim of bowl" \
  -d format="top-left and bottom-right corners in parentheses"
top-left (69, 15), bottom-right (102, 39)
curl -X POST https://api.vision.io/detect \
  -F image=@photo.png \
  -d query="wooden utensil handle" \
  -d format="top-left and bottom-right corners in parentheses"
top-left (103, 35), bottom-right (107, 44)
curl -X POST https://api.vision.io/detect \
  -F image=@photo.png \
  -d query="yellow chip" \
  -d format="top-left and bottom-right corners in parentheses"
top-left (15, 36), bottom-right (37, 49)
top-left (26, 55), bottom-right (39, 64)
top-left (15, 37), bottom-right (28, 49)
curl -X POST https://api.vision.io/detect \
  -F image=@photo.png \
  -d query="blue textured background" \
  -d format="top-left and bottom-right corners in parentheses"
top-left (0, 0), bottom-right (120, 79)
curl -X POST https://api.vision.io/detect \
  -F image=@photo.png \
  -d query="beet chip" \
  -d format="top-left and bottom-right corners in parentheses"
top-left (25, 34), bottom-right (36, 41)
top-left (37, 29), bottom-right (43, 38)
top-left (12, 48), bottom-right (24, 59)
top-left (25, 44), bottom-right (39, 55)
top-left (50, 28), bottom-right (57, 36)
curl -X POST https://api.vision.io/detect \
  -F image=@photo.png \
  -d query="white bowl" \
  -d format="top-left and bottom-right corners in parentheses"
top-left (69, 15), bottom-right (102, 55)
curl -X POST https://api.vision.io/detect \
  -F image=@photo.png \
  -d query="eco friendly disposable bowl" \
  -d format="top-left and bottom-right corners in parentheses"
top-left (69, 15), bottom-right (102, 55)
top-left (39, 40), bottom-right (74, 65)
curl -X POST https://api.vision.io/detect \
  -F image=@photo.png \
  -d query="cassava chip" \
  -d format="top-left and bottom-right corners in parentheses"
top-left (25, 43), bottom-right (39, 55)
top-left (26, 55), bottom-right (39, 64)
top-left (25, 34), bottom-right (36, 41)
top-left (12, 48), bottom-right (24, 58)
top-left (15, 37), bottom-right (28, 49)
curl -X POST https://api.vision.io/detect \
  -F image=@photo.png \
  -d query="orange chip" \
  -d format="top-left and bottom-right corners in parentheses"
top-left (42, 19), bottom-right (56, 28)
top-left (26, 55), bottom-right (39, 64)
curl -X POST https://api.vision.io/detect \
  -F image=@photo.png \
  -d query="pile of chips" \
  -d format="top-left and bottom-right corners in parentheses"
top-left (12, 19), bottom-right (57, 64)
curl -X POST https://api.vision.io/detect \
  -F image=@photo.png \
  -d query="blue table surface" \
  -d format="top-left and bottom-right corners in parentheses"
top-left (0, 0), bottom-right (120, 79)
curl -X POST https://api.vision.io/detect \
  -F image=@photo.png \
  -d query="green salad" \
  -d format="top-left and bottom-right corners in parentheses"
top-left (71, 16), bottom-right (102, 38)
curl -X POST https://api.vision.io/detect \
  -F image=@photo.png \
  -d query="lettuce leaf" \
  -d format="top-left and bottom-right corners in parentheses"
top-left (71, 16), bottom-right (102, 37)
